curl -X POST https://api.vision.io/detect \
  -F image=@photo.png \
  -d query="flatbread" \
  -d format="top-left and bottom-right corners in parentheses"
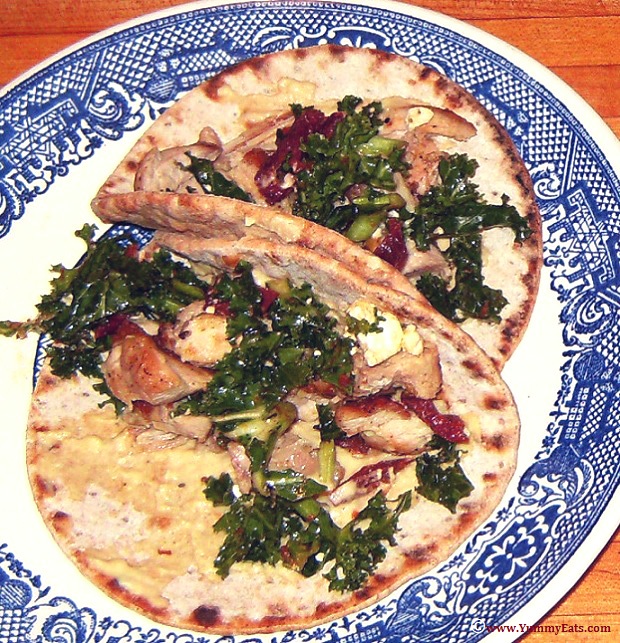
top-left (92, 44), bottom-right (542, 367)
top-left (26, 235), bottom-right (519, 634)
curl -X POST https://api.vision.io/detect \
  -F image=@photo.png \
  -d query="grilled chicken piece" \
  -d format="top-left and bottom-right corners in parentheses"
top-left (158, 301), bottom-right (231, 367)
top-left (380, 99), bottom-right (476, 141)
top-left (134, 126), bottom-right (223, 192)
top-left (401, 242), bottom-right (450, 279)
top-left (215, 113), bottom-right (295, 204)
top-left (102, 328), bottom-right (212, 406)
top-left (353, 343), bottom-right (442, 400)
top-left (269, 430), bottom-right (320, 477)
top-left (123, 400), bottom-right (213, 442)
top-left (334, 395), bottom-right (433, 455)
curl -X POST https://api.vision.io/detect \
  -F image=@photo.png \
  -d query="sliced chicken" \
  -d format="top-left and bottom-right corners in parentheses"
top-left (269, 430), bottom-right (321, 478)
top-left (334, 394), bottom-right (433, 455)
top-left (353, 343), bottom-right (442, 400)
top-left (380, 99), bottom-right (476, 141)
top-left (401, 242), bottom-right (451, 280)
top-left (123, 400), bottom-right (213, 441)
top-left (102, 326), bottom-right (212, 406)
top-left (134, 126), bottom-right (223, 192)
top-left (227, 441), bottom-right (253, 494)
top-left (158, 301), bottom-right (231, 367)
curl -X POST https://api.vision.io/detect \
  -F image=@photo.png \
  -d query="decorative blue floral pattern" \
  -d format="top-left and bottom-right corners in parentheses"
top-left (2, 2), bottom-right (620, 642)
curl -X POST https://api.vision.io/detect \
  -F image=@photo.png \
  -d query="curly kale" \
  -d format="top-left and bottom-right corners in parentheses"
top-left (264, 96), bottom-right (408, 237)
top-left (415, 435), bottom-right (474, 513)
top-left (184, 153), bottom-right (253, 202)
top-left (0, 225), bottom-right (209, 380)
top-left (175, 263), bottom-right (355, 420)
top-left (204, 472), bottom-right (411, 592)
top-left (405, 153), bottom-right (532, 322)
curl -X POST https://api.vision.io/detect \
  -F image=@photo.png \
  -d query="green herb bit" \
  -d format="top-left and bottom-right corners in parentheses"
top-left (417, 234), bottom-right (508, 323)
top-left (406, 153), bottom-right (532, 322)
top-left (184, 153), bottom-right (254, 202)
top-left (415, 435), bottom-right (474, 513)
top-left (322, 490), bottom-right (412, 592)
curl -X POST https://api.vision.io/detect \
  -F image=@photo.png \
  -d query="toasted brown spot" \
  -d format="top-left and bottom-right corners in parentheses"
top-left (485, 432), bottom-right (507, 451)
top-left (483, 471), bottom-right (498, 482)
top-left (149, 515), bottom-right (172, 529)
top-left (36, 372), bottom-right (58, 395)
top-left (192, 604), bottom-right (221, 627)
top-left (484, 395), bottom-right (508, 411)
top-left (33, 474), bottom-right (56, 498)
top-left (314, 601), bottom-right (331, 618)
top-left (104, 576), bottom-right (168, 616)
top-left (405, 543), bottom-right (437, 564)
top-left (353, 582), bottom-right (375, 601)
top-left (461, 358), bottom-right (490, 381)
top-left (502, 312), bottom-right (521, 339)
top-left (456, 508), bottom-right (478, 533)
top-left (419, 66), bottom-right (435, 81)
top-left (252, 612), bottom-right (287, 629)
top-left (51, 511), bottom-right (71, 536)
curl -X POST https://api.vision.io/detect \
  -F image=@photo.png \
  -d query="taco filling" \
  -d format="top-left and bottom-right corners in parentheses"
top-left (93, 45), bottom-right (542, 368)
top-left (4, 224), bottom-right (519, 633)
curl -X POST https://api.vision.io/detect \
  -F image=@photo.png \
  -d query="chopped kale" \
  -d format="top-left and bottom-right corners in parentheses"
top-left (258, 96), bottom-right (408, 236)
top-left (0, 225), bottom-right (209, 380)
top-left (176, 265), bottom-right (355, 419)
top-left (415, 435), bottom-right (474, 513)
top-left (204, 472), bottom-right (411, 592)
top-left (185, 153), bottom-right (254, 202)
top-left (405, 153), bottom-right (531, 322)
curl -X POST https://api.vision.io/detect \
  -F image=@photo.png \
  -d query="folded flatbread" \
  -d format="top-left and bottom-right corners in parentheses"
top-left (26, 233), bottom-right (519, 634)
top-left (92, 44), bottom-right (542, 367)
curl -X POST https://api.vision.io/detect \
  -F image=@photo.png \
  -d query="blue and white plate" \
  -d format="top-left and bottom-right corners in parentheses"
top-left (1, 1), bottom-right (619, 641)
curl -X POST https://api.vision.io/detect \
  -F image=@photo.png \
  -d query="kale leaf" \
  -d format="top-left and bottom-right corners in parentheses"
top-left (415, 435), bottom-right (474, 513)
top-left (291, 97), bottom-right (408, 236)
top-left (176, 265), bottom-right (354, 419)
top-left (185, 153), bottom-right (253, 202)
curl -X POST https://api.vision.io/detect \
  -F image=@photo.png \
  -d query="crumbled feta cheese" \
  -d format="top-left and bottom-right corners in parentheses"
top-left (347, 300), bottom-right (423, 366)
top-left (402, 325), bottom-right (423, 356)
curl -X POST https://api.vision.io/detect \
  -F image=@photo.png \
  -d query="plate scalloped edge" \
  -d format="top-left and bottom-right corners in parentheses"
top-left (2, 2), bottom-right (620, 642)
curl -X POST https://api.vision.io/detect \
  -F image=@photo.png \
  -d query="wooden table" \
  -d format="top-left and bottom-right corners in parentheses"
top-left (1, 1), bottom-right (618, 640)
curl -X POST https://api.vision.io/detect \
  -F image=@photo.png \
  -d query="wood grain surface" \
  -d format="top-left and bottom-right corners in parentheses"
top-left (1, 1), bottom-right (618, 640)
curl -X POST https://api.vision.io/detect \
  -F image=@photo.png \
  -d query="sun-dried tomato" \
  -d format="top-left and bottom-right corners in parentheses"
top-left (254, 107), bottom-right (345, 204)
top-left (401, 394), bottom-right (469, 443)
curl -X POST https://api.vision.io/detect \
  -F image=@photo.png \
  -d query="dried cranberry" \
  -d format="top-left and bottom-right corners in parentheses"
top-left (374, 218), bottom-right (408, 272)
top-left (94, 313), bottom-right (134, 340)
top-left (259, 286), bottom-right (279, 314)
